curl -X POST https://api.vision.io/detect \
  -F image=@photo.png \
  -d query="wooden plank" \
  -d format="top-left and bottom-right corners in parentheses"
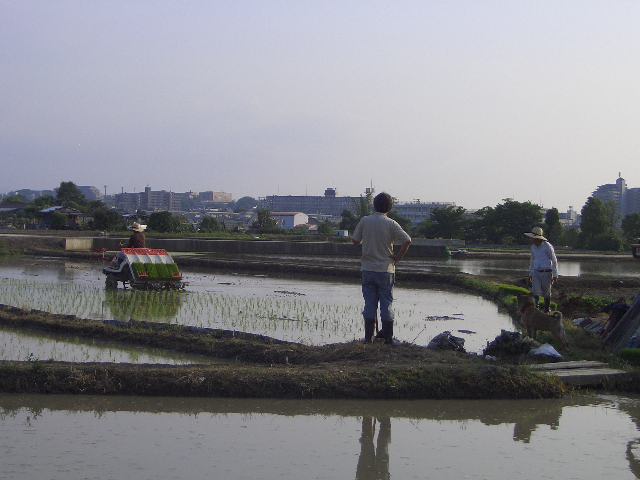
top-left (549, 368), bottom-right (627, 386)
top-left (530, 361), bottom-right (607, 371)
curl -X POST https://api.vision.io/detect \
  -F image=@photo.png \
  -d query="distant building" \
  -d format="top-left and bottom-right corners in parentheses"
top-left (259, 188), bottom-right (361, 218)
top-left (39, 206), bottom-right (93, 229)
top-left (6, 189), bottom-right (55, 202)
top-left (590, 174), bottom-right (640, 219)
top-left (558, 206), bottom-right (579, 228)
top-left (271, 212), bottom-right (309, 230)
top-left (199, 191), bottom-right (233, 203)
top-left (77, 186), bottom-right (103, 201)
top-left (592, 175), bottom-right (626, 217)
top-left (114, 187), bottom-right (201, 213)
top-left (393, 201), bottom-right (455, 225)
top-left (623, 188), bottom-right (640, 217)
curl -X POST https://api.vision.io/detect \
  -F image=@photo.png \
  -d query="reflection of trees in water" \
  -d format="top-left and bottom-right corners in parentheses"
top-left (104, 290), bottom-right (183, 321)
top-left (356, 417), bottom-right (390, 480)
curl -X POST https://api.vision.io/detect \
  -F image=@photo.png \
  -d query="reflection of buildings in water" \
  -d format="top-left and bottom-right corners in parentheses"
top-left (356, 417), bottom-right (390, 480)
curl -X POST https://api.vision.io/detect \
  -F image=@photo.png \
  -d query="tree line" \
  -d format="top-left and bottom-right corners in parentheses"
top-left (339, 195), bottom-right (640, 251)
top-left (3, 183), bottom-right (640, 250)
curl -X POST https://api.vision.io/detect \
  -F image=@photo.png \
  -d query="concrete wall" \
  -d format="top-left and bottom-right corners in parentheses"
top-left (92, 237), bottom-right (449, 258)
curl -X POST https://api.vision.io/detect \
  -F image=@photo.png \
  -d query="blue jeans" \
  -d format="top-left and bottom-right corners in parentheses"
top-left (361, 271), bottom-right (395, 322)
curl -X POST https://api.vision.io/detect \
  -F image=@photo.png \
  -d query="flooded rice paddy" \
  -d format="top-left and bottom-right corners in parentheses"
top-left (232, 253), bottom-right (640, 277)
top-left (0, 257), bottom-right (514, 351)
top-left (0, 327), bottom-right (212, 364)
top-left (1, 393), bottom-right (639, 479)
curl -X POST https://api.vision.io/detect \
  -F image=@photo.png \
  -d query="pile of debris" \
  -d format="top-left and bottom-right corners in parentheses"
top-left (426, 331), bottom-right (466, 352)
top-left (483, 330), bottom-right (540, 358)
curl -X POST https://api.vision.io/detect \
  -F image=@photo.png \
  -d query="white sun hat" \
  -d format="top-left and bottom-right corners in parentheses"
top-left (524, 226), bottom-right (547, 241)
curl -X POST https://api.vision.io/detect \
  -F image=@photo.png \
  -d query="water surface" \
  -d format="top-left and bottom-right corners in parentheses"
top-left (0, 258), bottom-right (514, 351)
top-left (0, 394), bottom-right (638, 479)
top-left (0, 326), bottom-right (212, 364)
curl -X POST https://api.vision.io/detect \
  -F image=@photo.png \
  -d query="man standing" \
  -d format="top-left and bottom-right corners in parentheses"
top-left (525, 226), bottom-right (558, 312)
top-left (352, 192), bottom-right (412, 344)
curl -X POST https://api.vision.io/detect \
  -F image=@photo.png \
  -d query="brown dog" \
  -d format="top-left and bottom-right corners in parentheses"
top-left (517, 295), bottom-right (567, 346)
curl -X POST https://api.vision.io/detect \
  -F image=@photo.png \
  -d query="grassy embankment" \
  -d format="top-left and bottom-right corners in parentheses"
top-left (0, 305), bottom-right (564, 399)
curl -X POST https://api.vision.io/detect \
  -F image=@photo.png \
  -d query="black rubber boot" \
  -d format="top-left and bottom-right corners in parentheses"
top-left (363, 320), bottom-right (375, 344)
top-left (543, 296), bottom-right (551, 313)
top-left (382, 321), bottom-right (394, 345)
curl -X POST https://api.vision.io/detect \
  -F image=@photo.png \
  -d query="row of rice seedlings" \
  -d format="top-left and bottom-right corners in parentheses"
top-left (0, 277), bottom-right (492, 346)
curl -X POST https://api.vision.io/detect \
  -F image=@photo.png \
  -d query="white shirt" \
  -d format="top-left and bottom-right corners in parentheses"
top-left (352, 213), bottom-right (411, 273)
top-left (529, 241), bottom-right (558, 278)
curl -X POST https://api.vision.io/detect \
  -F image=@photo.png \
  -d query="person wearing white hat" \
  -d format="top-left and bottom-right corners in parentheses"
top-left (127, 222), bottom-right (147, 248)
top-left (525, 226), bottom-right (558, 312)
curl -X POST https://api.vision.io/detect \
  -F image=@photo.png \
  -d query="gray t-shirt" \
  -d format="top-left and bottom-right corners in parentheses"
top-left (352, 213), bottom-right (412, 273)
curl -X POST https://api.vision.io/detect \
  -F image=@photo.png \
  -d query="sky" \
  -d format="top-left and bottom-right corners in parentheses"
top-left (1, 1), bottom-right (639, 209)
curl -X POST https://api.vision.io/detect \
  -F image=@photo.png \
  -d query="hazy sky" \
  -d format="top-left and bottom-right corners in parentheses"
top-left (2, 1), bottom-right (639, 209)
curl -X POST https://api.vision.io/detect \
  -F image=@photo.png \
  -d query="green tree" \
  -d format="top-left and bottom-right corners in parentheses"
top-left (33, 196), bottom-right (55, 208)
top-left (580, 197), bottom-right (610, 238)
top-left (475, 200), bottom-right (543, 244)
top-left (559, 228), bottom-right (580, 248)
top-left (622, 213), bottom-right (640, 242)
top-left (317, 220), bottom-right (336, 236)
top-left (388, 211), bottom-right (412, 233)
top-left (339, 209), bottom-right (359, 231)
top-left (56, 181), bottom-right (86, 208)
top-left (428, 206), bottom-right (467, 238)
top-left (0, 195), bottom-right (26, 205)
top-left (544, 208), bottom-right (563, 244)
top-left (49, 211), bottom-right (67, 230)
top-left (199, 216), bottom-right (222, 233)
top-left (233, 196), bottom-right (258, 212)
top-left (579, 197), bottom-right (610, 249)
top-left (148, 211), bottom-right (181, 233)
top-left (578, 197), bottom-right (622, 251)
top-left (90, 208), bottom-right (125, 231)
top-left (251, 209), bottom-right (281, 233)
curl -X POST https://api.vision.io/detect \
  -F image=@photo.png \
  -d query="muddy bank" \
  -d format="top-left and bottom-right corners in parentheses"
top-left (0, 360), bottom-right (563, 399)
top-left (0, 305), bottom-right (565, 399)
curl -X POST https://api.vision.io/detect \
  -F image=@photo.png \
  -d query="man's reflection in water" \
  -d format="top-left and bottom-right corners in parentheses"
top-left (626, 439), bottom-right (640, 479)
top-left (512, 405), bottom-right (561, 443)
top-left (356, 416), bottom-right (390, 480)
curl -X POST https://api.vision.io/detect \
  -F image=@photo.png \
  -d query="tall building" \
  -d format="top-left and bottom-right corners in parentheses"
top-left (259, 188), bottom-right (361, 218)
top-left (589, 174), bottom-right (640, 219)
top-left (592, 174), bottom-right (626, 217)
top-left (77, 186), bottom-right (103, 201)
top-left (623, 188), bottom-right (640, 217)
top-left (114, 187), bottom-right (220, 213)
top-left (199, 191), bottom-right (233, 203)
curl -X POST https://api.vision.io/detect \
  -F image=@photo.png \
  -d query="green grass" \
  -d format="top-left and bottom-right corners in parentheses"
top-left (0, 305), bottom-right (566, 399)
top-left (619, 349), bottom-right (640, 366)
top-left (131, 262), bottom-right (181, 280)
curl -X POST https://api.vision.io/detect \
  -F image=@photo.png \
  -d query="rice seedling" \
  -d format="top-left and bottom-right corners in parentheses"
top-left (0, 269), bottom-right (515, 351)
